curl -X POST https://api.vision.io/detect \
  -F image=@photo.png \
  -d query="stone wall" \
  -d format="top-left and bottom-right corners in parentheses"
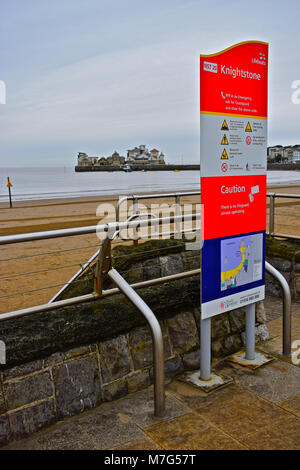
top-left (266, 236), bottom-right (300, 300)
top-left (0, 240), bottom-right (268, 446)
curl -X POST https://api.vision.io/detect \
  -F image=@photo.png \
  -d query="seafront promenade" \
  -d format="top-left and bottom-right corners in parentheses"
top-left (0, 184), bottom-right (299, 451)
top-left (2, 294), bottom-right (300, 450)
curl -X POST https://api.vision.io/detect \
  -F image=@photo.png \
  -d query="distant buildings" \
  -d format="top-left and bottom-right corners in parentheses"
top-left (127, 145), bottom-right (165, 165)
top-left (77, 145), bottom-right (166, 167)
top-left (267, 145), bottom-right (300, 163)
top-left (99, 151), bottom-right (126, 166)
top-left (77, 151), bottom-right (125, 167)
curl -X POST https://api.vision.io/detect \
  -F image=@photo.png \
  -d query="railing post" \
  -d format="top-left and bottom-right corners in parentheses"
top-left (132, 196), bottom-right (139, 245)
top-left (269, 193), bottom-right (275, 236)
top-left (265, 260), bottom-right (292, 356)
top-left (108, 268), bottom-right (165, 417)
top-left (174, 195), bottom-right (181, 239)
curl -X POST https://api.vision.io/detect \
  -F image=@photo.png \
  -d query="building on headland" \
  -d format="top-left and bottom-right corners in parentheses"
top-left (101, 151), bottom-right (126, 166)
top-left (77, 150), bottom-right (125, 167)
top-left (267, 145), bottom-right (300, 164)
top-left (127, 145), bottom-right (165, 165)
top-left (77, 145), bottom-right (165, 167)
top-left (77, 152), bottom-right (95, 167)
top-left (293, 151), bottom-right (300, 163)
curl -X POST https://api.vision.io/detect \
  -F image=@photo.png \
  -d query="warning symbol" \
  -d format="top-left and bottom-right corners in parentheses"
top-left (221, 162), bottom-right (228, 172)
top-left (221, 120), bottom-right (229, 131)
top-left (245, 121), bottom-right (252, 132)
top-left (221, 149), bottom-right (229, 160)
top-left (221, 134), bottom-right (229, 145)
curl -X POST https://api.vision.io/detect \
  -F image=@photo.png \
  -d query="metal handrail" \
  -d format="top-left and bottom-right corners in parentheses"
top-left (116, 191), bottom-right (300, 240)
top-left (0, 210), bottom-right (293, 360)
top-left (0, 260), bottom-right (292, 357)
top-left (49, 212), bottom-right (159, 303)
top-left (0, 269), bottom-right (201, 321)
top-left (0, 213), bottom-right (199, 246)
top-left (0, 249), bottom-right (292, 416)
top-left (116, 191), bottom-right (200, 222)
top-left (0, 265), bottom-right (197, 418)
top-left (265, 260), bottom-right (291, 356)
top-left (0, 192), bottom-right (298, 246)
top-left (108, 268), bottom-right (165, 417)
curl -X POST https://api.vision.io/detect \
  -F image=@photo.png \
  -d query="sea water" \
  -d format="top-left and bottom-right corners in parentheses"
top-left (0, 167), bottom-right (299, 202)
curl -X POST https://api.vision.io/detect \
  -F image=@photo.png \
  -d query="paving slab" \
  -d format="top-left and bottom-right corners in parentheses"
top-left (145, 412), bottom-right (247, 450)
top-left (278, 394), bottom-right (300, 417)
top-left (34, 422), bottom-right (97, 450)
top-left (233, 359), bottom-right (300, 402)
top-left (76, 409), bottom-right (145, 450)
top-left (110, 437), bottom-right (162, 450)
top-left (238, 415), bottom-right (300, 450)
top-left (108, 387), bottom-right (191, 429)
top-left (189, 384), bottom-right (291, 440)
top-left (2, 421), bottom-right (97, 450)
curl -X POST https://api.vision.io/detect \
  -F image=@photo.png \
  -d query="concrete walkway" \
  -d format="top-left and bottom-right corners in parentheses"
top-left (2, 297), bottom-right (300, 450)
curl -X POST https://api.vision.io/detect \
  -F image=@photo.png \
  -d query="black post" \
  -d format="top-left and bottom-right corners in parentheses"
top-left (7, 177), bottom-right (12, 208)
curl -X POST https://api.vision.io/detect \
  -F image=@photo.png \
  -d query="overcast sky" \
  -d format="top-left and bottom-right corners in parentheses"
top-left (0, 0), bottom-right (299, 167)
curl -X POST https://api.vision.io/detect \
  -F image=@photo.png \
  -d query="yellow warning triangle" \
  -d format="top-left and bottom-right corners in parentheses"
top-left (221, 120), bottom-right (229, 131)
top-left (221, 134), bottom-right (229, 145)
top-left (221, 148), bottom-right (229, 160)
top-left (6, 182), bottom-right (13, 188)
top-left (245, 121), bottom-right (252, 132)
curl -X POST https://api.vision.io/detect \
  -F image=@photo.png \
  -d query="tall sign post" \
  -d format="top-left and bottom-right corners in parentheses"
top-left (200, 41), bottom-right (269, 380)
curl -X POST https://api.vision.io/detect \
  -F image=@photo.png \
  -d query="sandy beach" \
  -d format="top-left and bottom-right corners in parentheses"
top-left (0, 185), bottom-right (299, 315)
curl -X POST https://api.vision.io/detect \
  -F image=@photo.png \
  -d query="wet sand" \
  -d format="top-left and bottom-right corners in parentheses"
top-left (0, 185), bottom-right (299, 314)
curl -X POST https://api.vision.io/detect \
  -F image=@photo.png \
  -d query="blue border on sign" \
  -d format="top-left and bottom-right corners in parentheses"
top-left (201, 230), bottom-right (266, 304)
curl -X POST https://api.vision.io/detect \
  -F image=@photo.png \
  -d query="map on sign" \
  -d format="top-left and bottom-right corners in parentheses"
top-left (220, 233), bottom-right (263, 291)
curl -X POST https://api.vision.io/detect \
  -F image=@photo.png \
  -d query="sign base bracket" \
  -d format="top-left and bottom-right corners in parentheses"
top-left (226, 349), bottom-right (274, 370)
top-left (179, 370), bottom-right (233, 394)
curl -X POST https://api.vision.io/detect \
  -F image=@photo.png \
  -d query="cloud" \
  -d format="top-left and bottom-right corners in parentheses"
top-left (1, 0), bottom-right (300, 165)
top-left (1, 39), bottom-right (200, 145)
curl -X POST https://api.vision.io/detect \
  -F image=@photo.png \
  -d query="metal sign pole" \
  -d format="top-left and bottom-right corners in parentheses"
top-left (245, 303), bottom-right (256, 360)
top-left (200, 318), bottom-right (211, 381)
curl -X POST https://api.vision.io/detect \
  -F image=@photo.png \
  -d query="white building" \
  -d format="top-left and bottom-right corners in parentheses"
top-left (293, 151), bottom-right (300, 163)
top-left (126, 145), bottom-right (165, 164)
top-left (268, 145), bottom-right (300, 163)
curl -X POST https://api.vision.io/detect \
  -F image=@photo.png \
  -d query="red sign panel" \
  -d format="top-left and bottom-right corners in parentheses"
top-left (200, 41), bottom-right (268, 118)
top-left (201, 174), bottom-right (266, 240)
